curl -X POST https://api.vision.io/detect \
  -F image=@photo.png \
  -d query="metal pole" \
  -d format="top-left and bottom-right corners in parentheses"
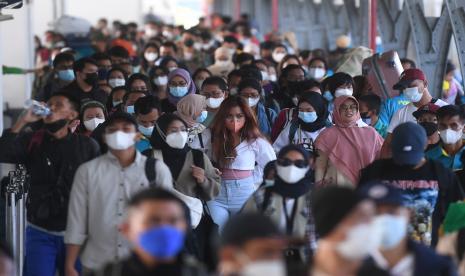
top-left (234, 0), bottom-right (241, 20)
top-left (271, 0), bottom-right (279, 32)
top-left (369, 0), bottom-right (377, 51)
top-left (0, 13), bottom-right (3, 134)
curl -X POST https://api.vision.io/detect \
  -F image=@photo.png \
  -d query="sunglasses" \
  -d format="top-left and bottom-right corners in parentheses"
top-left (276, 158), bottom-right (308, 168)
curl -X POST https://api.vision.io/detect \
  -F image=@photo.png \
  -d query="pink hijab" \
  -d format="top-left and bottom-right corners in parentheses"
top-left (315, 96), bottom-right (384, 185)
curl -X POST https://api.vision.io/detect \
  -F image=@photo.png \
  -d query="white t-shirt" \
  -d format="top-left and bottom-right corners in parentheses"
top-left (387, 99), bottom-right (448, 133)
top-left (273, 124), bottom-right (325, 153)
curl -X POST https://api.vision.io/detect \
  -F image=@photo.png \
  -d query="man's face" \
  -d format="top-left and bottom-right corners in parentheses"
top-left (55, 60), bottom-right (73, 72)
top-left (330, 200), bottom-right (376, 243)
top-left (160, 46), bottom-right (175, 57)
top-left (43, 95), bottom-right (77, 124)
top-left (220, 237), bottom-right (286, 274)
top-left (124, 200), bottom-right (188, 245)
top-left (287, 68), bottom-right (305, 82)
top-left (125, 92), bottom-right (146, 107)
top-left (77, 63), bottom-right (98, 82)
top-left (201, 84), bottom-right (226, 99)
top-left (97, 59), bottom-right (112, 71)
top-left (418, 113), bottom-right (438, 124)
top-left (136, 109), bottom-right (160, 128)
top-left (110, 56), bottom-right (129, 67)
top-left (438, 115), bottom-right (465, 133)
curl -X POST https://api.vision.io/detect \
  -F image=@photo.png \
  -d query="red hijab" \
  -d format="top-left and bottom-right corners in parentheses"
top-left (315, 96), bottom-right (384, 185)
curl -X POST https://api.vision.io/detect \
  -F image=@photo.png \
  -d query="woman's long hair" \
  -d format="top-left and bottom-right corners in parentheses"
top-left (211, 96), bottom-right (262, 167)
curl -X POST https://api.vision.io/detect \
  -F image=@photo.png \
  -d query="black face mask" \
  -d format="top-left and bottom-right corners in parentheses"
top-left (419, 122), bottom-right (438, 137)
top-left (44, 119), bottom-right (68, 133)
top-left (84, 72), bottom-right (99, 86)
top-left (184, 39), bottom-right (194, 47)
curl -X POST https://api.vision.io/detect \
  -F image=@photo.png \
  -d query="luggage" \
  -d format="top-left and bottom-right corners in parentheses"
top-left (335, 46), bottom-right (373, 77)
top-left (362, 50), bottom-right (403, 100)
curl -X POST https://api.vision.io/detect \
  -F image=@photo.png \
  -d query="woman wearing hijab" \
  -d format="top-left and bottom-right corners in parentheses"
top-left (161, 68), bottom-right (196, 113)
top-left (273, 92), bottom-right (328, 153)
top-left (77, 100), bottom-right (107, 137)
top-left (315, 95), bottom-right (383, 187)
top-left (150, 113), bottom-right (220, 201)
top-left (207, 46), bottom-right (235, 78)
top-left (242, 144), bottom-right (317, 261)
top-left (175, 94), bottom-right (212, 156)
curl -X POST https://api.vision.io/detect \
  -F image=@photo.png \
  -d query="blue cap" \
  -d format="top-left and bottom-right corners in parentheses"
top-left (359, 182), bottom-right (405, 206)
top-left (391, 122), bottom-right (427, 166)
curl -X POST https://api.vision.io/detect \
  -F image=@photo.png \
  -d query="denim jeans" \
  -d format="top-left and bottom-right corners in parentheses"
top-left (24, 226), bottom-right (80, 276)
top-left (207, 176), bottom-right (255, 232)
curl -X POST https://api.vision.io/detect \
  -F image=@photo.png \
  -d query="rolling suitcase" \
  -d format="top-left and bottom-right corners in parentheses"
top-left (362, 50), bottom-right (403, 100)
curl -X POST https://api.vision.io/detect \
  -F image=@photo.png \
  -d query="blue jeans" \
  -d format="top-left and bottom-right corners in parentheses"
top-left (24, 226), bottom-right (80, 276)
top-left (207, 176), bottom-right (255, 232)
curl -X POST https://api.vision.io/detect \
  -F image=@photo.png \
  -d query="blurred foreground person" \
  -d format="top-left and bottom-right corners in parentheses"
top-left (360, 122), bottom-right (463, 247)
top-left (219, 213), bottom-right (288, 276)
top-left (310, 186), bottom-right (386, 276)
top-left (359, 182), bottom-right (458, 276)
top-left (0, 241), bottom-right (14, 276)
top-left (90, 188), bottom-right (207, 276)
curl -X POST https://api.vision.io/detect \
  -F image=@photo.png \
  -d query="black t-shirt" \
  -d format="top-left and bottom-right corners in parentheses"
top-left (360, 159), bottom-right (463, 246)
top-left (63, 80), bottom-right (108, 105)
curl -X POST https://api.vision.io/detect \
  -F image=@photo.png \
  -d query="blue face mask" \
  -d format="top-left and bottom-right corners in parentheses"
top-left (126, 105), bottom-right (135, 114)
top-left (139, 125), bottom-right (154, 137)
top-left (169, 86), bottom-right (189, 98)
top-left (138, 225), bottom-right (185, 259)
top-left (323, 91), bottom-right (334, 102)
top-left (57, 69), bottom-right (75, 81)
top-left (98, 68), bottom-right (109, 80)
top-left (298, 111), bottom-right (318, 123)
top-left (197, 110), bottom-right (208, 123)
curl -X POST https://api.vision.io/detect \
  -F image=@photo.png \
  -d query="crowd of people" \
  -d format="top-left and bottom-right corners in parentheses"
top-left (1, 12), bottom-right (465, 276)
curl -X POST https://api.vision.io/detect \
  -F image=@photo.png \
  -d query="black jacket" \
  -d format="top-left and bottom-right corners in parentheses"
top-left (0, 129), bottom-right (100, 231)
top-left (63, 80), bottom-right (108, 105)
top-left (363, 240), bottom-right (458, 276)
top-left (91, 254), bottom-right (207, 276)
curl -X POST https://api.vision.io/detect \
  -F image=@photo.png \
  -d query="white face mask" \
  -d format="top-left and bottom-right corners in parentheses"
top-left (166, 131), bottom-right (188, 149)
top-left (276, 164), bottom-right (308, 184)
top-left (269, 74), bottom-right (277, 82)
top-left (105, 131), bottom-right (136, 150)
top-left (108, 78), bottom-right (126, 88)
top-left (206, 96), bottom-right (224, 109)
top-left (144, 52), bottom-right (158, 62)
top-left (216, 60), bottom-right (230, 67)
top-left (336, 222), bottom-right (381, 261)
top-left (373, 214), bottom-right (408, 250)
top-left (154, 76), bottom-right (168, 86)
top-left (242, 260), bottom-right (287, 276)
top-left (83, 118), bottom-right (105, 132)
top-left (230, 87), bottom-right (238, 96)
top-left (195, 79), bottom-right (204, 90)
top-left (261, 71), bottom-right (269, 81)
top-left (440, 128), bottom-right (463, 144)
top-left (247, 97), bottom-right (260, 107)
top-left (334, 88), bottom-right (353, 98)
top-left (308, 68), bottom-right (326, 79)
top-left (404, 86), bottom-right (423, 103)
top-left (272, 52), bottom-right (286, 63)
top-left (292, 96), bottom-right (299, 106)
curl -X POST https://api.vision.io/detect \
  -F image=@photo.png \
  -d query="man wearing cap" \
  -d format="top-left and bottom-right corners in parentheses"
top-left (359, 182), bottom-right (457, 276)
top-left (65, 112), bottom-right (202, 274)
top-left (360, 122), bottom-right (463, 247)
top-left (381, 68), bottom-right (448, 158)
top-left (310, 186), bottom-right (385, 275)
top-left (426, 105), bottom-right (465, 170)
top-left (219, 213), bottom-right (288, 276)
top-left (413, 103), bottom-right (441, 151)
